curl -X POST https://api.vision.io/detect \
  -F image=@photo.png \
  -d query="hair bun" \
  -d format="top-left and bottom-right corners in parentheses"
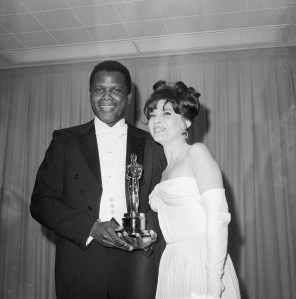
top-left (153, 80), bottom-right (167, 91)
top-left (173, 81), bottom-right (188, 93)
top-left (187, 87), bottom-right (201, 102)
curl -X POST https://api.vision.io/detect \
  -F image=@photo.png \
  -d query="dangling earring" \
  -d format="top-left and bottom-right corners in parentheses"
top-left (181, 130), bottom-right (188, 139)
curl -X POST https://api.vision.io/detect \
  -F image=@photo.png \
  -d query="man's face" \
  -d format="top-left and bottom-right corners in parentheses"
top-left (90, 70), bottom-right (131, 126)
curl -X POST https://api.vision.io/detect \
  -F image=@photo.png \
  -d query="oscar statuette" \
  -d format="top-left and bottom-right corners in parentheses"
top-left (122, 153), bottom-right (150, 237)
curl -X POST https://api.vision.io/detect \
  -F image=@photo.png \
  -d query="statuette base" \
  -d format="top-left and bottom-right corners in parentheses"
top-left (122, 212), bottom-right (150, 237)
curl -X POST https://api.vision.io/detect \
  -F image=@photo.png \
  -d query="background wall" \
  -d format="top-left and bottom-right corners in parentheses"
top-left (0, 47), bottom-right (296, 299)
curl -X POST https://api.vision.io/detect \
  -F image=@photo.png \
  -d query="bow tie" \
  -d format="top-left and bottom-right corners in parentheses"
top-left (96, 123), bottom-right (127, 138)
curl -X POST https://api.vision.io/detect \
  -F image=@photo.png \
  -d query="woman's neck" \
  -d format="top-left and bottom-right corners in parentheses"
top-left (163, 140), bottom-right (190, 166)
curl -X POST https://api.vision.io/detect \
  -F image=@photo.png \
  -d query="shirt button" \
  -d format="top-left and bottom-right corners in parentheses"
top-left (110, 204), bottom-right (114, 208)
top-left (110, 198), bottom-right (114, 202)
top-left (111, 210), bottom-right (114, 214)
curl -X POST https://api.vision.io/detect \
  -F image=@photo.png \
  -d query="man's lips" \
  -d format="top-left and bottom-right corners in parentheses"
top-left (99, 104), bottom-right (115, 111)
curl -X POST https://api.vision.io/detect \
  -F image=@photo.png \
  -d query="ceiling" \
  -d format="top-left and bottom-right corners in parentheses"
top-left (1, 0), bottom-right (296, 70)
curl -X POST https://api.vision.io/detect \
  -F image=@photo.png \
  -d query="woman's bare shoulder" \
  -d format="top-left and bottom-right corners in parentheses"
top-left (189, 143), bottom-right (223, 192)
top-left (189, 142), bottom-right (214, 160)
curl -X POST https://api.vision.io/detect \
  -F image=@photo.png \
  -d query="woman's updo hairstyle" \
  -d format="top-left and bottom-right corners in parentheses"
top-left (144, 80), bottom-right (201, 123)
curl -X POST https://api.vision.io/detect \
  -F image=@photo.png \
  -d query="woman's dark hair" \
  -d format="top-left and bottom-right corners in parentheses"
top-left (144, 80), bottom-right (201, 123)
top-left (89, 60), bottom-right (132, 94)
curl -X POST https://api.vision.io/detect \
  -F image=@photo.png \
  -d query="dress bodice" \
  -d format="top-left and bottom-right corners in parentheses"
top-left (150, 177), bottom-right (241, 299)
top-left (149, 177), bottom-right (207, 244)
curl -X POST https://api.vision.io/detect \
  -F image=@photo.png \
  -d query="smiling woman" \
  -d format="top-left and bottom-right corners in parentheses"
top-left (143, 80), bottom-right (241, 299)
top-left (144, 81), bottom-right (200, 146)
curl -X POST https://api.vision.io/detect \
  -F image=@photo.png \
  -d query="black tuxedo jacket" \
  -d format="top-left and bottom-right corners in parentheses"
top-left (30, 120), bottom-right (166, 299)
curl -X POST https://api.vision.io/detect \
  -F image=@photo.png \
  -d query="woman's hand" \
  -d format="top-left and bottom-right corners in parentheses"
top-left (118, 230), bottom-right (157, 251)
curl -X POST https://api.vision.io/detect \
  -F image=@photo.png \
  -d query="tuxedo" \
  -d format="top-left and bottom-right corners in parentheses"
top-left (31, 120), bottom-right (166, 299)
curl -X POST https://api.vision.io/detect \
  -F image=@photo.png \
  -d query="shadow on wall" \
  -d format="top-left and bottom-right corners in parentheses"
top-left (188, 103), bottom-right (209, 144)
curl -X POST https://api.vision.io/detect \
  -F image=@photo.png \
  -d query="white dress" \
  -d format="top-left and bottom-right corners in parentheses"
top-left (149, 177), bottom-right (241, 299)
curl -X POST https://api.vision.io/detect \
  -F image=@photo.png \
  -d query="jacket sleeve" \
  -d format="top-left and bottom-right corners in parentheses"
top-left (30, 131), bottom-right (97, 250)
top-left (200, 188), bottom-right (231, 298)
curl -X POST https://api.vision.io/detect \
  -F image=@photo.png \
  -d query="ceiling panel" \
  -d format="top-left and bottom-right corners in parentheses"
top-left (0, 24), bottom-right (9, 34)
top-left (115, 0), bottom-right (162, 22)
top-left (165, 16), bottom-right (205, 34)
top-left (247, 0), bottom-right (292, 10)
top-left (14, 31), bottom-right (58, 47)
top-left (33, 9), bottom-right (83, 30)
top-left (0, 34), bottom-right (24, 50)
top-left (0, 0), bottom-right (296, 69)
top-left (206, 12), bottom-right (247, 31)
top-left (126, 20), bottom-right (167, 38)
top-left (67, 0), bottom-right (111, 7)
top-left (87, 24), bottom-right (129, 41)
top-left (202, 0), bottom-right (247, 14)
top-left (158, 0), bottom-right (203, 18)
top-left (246, 8), bottom-right (290, 27)
top-left (49, 27), bottom-right (94, 44)
top-left (20, 0), bottom-right (68, 12)
top-left (73, 4), bottom-right (121, 26)
top-left (0, 13), bottom-right (45, 33)
top-left (0, 0), bottom-right (27, 14)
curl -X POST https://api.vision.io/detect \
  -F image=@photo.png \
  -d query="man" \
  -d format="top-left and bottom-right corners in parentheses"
top-left (30, 61), bottom-right (166, 299)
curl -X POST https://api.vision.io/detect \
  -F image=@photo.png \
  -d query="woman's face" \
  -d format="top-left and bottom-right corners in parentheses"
top-left (148, 99), bottom-right (185, 144)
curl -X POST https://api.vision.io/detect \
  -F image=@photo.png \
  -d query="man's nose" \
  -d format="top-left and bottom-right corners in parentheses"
top-left (103, 89), bottom-right (112, 100)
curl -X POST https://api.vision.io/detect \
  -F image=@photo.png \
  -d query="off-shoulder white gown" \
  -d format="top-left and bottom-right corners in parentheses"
top-left (149, 177), bottom-right (241, 299)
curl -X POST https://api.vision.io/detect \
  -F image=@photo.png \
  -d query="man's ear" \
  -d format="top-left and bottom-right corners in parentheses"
top-left (127, 93), bottom-right (132, 105)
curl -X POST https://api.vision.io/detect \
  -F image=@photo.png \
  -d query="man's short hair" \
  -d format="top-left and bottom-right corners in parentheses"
top-left (89, 60), bottom-right (132, 94)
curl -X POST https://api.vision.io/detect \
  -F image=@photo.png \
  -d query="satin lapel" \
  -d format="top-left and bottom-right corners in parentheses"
top-left (125, 125), bottom-right (145, 212)
top-left (79, 121), bottom-right (102, 185)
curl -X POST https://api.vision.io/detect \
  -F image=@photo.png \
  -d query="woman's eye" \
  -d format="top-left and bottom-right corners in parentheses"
top-left (163, 111), bottom-right (171, 116)
top-left (149, 113), bottom-right (156, 119)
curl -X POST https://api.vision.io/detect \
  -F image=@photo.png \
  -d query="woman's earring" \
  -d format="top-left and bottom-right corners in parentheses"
top-left (181, 130), bottom-right (188, 139)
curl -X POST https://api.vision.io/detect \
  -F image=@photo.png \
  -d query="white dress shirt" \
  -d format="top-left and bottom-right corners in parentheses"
top-left (94, 117), bottom-right (128, 224)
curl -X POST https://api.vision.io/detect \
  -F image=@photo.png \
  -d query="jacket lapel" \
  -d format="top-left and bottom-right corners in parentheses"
top-left (79, 120), bottom-right (102, 185)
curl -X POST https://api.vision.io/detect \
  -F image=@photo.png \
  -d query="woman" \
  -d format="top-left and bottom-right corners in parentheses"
top-left (144, 81), bottom-right (241, 299)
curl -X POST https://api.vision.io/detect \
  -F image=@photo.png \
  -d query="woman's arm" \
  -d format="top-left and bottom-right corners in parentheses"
top-left (190, 143), bottom-right (230, 298)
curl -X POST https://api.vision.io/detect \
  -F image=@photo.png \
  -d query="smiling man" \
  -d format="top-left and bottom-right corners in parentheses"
top-left (30, 61), bottom-right (166, 299)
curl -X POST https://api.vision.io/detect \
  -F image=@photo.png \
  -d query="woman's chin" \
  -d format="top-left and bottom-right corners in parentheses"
top-left (152, 136), bottom-right (165, 145)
